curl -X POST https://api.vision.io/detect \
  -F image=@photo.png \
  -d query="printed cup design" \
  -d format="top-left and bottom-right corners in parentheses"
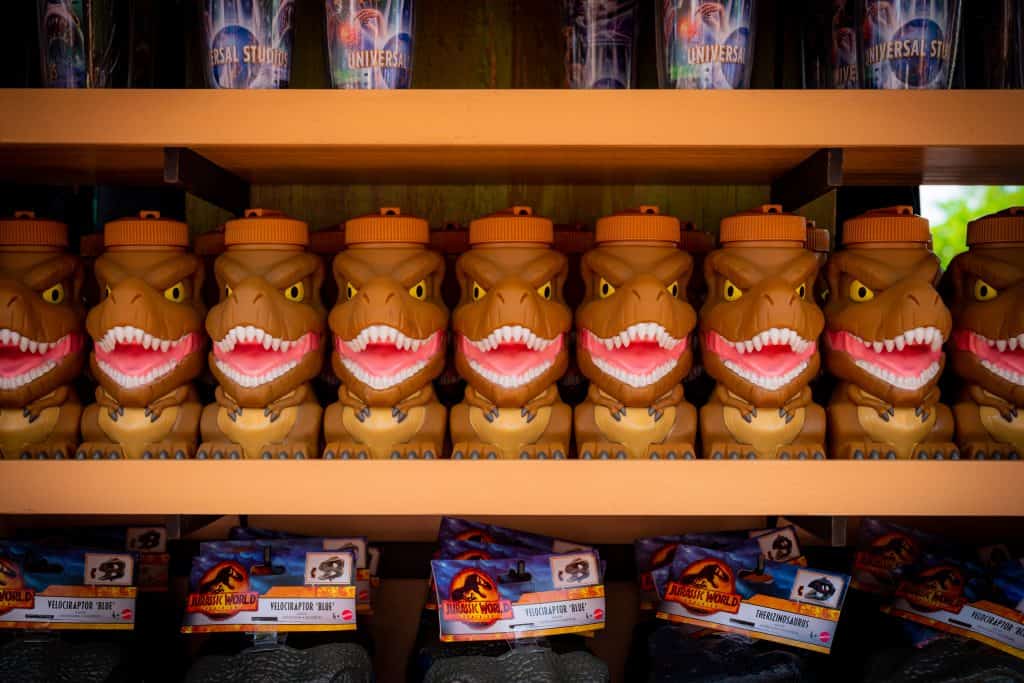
top-left (202, 0), bottom-right (295, 89)
top-left (658, 0), bottom-right (757, 89)
top-left (563, 0), bottom-right (638, 89)
top-left (325, 0), bottom-right (414, 89)
top-left (859, 0), bottom-right (961, 89)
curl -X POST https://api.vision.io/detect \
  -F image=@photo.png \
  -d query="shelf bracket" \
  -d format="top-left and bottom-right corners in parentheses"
top-left (770, 148), bottom-right (844, 212)
top-left (163, 147), bottom-right (249, 216)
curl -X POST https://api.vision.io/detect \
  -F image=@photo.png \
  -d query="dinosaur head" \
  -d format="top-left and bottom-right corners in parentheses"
top-left (330, 209), bottom-right (448, 406)
top-left (576, 207), bottom-right (696, 406)
top-left (700, 206), bottom-right (824, 408)
top-left (0, 212), bottom-right (85, 408)
top-left (453, 208), bottom-right (571, 407)
top-left (945, 208), bottom-right (1024, 407)
top-left (88, 212), bottom-right (205, 407)
top-left (824, 207), bottom-right (951, 406)
top-left (207, 210), bottom-right (326, 408)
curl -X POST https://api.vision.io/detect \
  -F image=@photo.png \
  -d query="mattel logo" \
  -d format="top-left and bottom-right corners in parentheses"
top-left (592, 608), bottom-right (604, 620)
top-left (341, 609), bottom-right (354, 621)
top-left (819, 631), bottom-right (831, 644)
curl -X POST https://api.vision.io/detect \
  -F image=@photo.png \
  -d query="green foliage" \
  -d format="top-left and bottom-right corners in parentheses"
top-left (930, 186), bottom-right (1024, 269)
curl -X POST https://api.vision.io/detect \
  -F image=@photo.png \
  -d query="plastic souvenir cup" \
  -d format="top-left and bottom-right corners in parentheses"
top-left (563, 0), bottom-right (639, 89)
top-left (324, 0), bottom-right (414, 89)
top-left (857, 0), bottom-right (962, 89)
top-left (201, 0), bottom-right (295, 89)
top-left (657, 0), bottom-right (758, 89)
top-left (37, 0), bottom-right (126, 87)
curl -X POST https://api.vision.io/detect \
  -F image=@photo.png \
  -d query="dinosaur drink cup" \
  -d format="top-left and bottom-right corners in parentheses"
top-left (858, 0), bottom-right (962, 89)
top-left (574, 207), bottom-right (697, 460)
top-left (946, 208), bottom-right (1024, 460)
top-left (325, 0), bottom-right (414, 89)
top-left (323, 208), bottom-right (448, 460)
top-left (80, 212), bottom-right (205, 460)
top-left (657, 0), bottom-right (758, 89)
top-left (450, 207), bottom-right (572, 460)
top-left (0, 212), bottom-right (85, 460)
top-left (824, 206), bottom-right (956, 460)
top-left (201, 0), bottom-right (295, 88)
top-left (199, 209), bottom-right (325, 460)
top-left (699, 205), bottom-right (826, 460)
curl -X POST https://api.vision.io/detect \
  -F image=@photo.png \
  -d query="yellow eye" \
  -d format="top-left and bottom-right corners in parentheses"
top-left (472, 282), bottom-right (487, 301)
top-left (163, 281), bottom-right (185, 303)
top-left (537, 281), bottom-right (553, 300)
top-left (225, 284), bottom-right (233, 298)
top-left (598, 278), bottom-right (615, 299)
top-left (104, 285), bottom-right (111, 299)
top-left (41, 283), bottom-right (65, 304)
top-left (284, 281), bottom-right (305, 302)
top-left (974, 279), bottom-right (998, 301)
top-left (345, 282), bottom-right (357, 300)
top-left (667, 282), bottom-right (679, 298)
top-left (723, 279), bottom-right (743, 301)
top-left (796, 283), bottom-right (807, 300)
top-left (849, 279), bottom-right (874, 302)
top-left (409, 279), bottom-right (427, 301)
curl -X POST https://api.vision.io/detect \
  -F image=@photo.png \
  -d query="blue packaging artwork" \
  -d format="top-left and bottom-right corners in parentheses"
top-left (202, 0), bottom-right (295, 89)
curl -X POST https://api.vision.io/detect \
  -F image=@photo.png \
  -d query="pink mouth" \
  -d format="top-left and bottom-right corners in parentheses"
top-left (953, 330), bottom-right (1024, 385)
top-left (0, 330), bottom-right (83, 389)
top-left (705, 329), bottom-right (816, 391)
top-left (459, 326), bottom-right (563, 389)
top-left (336, 326), bottom-right (444, 391)
top-left (213, 326), bottom-right (319, 386)
top-left (95, 326), bottom-right (200, 389)
top-left (580, 324), bottom-right (688, 388)
top-left (827, 328), bottom-right (942, 377)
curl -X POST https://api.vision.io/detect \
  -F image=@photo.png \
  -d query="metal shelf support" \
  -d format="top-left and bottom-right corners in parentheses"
top-left (770, 148), bottom-right (844, 212)
top-left (164, 147), bottom-right (249, 216)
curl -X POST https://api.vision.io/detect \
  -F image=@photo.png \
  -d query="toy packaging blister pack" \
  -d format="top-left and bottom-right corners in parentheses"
top-left (654, 544), bottom-right (850, 654)
top-left (635, 526), bottom-right (805, 611)
top-left (851, 518), bottom-right (956, 595)
top-left (882, 552), bottom-right (1024, 660)
top-left (227, 527), bottom-right (379, 615)
top-left (0, 542), bottom-right (136, 630)
top-left (432, 549), bottom-right (606, 642)
top-left (182, 540), bottom-right (357, 633)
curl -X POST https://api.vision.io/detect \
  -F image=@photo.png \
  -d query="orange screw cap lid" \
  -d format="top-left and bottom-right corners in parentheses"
top-left (345, 207), bottom-right (429, 245)
top-left (842, 206), bottom-right (930, 246)
top-left (595, 206), bottom-right (680, 244)
top-left (719, 205), bottom-right (807, 244)
top-left (805, 221), bottom-right (831, 254)
top-left (105, 211), bottom-right (189, 248)
top-left (225, 208), bottom-right (308, 247)
top-left (967, 207), bottom-right (1024, 246)
top-left (0, 211), bottom-right (68, 248)
top-left (469, 206), bottom-right (553, 245)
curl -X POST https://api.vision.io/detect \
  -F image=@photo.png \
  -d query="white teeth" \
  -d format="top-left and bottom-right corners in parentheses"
top-left (895, 335), bottom-right (906, 351)
top-left (214, 359), bottom-right (299, 389)
top-left (97, 358), bottom-right (178, 390)
top-left (997, 339), bottom-right (1008, 352)
top-left (344, 326), bottom-right (434, 354)
top-left (851, 326), bottom-right (944, 354)
top-left (0, 359), bottom-right (59, 391)
top-left (341, 358), bottom-right (430, 391)
top-left (722, 359), bottom-right (809, 391)
top-left (872, 341), bottom-right (884, 353)
top-left (18, 337), bottom-right (28, 352)
top-left (589, 322), bottom-right (681, 351)
top-left (981, 359), bottom-right (1024, 386)
top-left (468, 325), bottom-right (558, 353)
top-left (884, 339), bottom-right (894, 352)
top-left (467, 358), bottom-right (553, 390)
top-left (853, 359), bottom-right (940, 391)
top-left (216, 325), bottom-right (304, 355)
top-left (1010, 338), bottom-right (1019, 351)
top-left (591, 356), bottom-right (677, 388)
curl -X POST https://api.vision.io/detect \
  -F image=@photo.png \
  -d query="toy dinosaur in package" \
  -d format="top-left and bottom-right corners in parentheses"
top-left (574, 207), bottom-right (698, 460)
top-left (635, 527), bottom-right (805, 610)
top-left (945, 208), bottom-right (1024, 460)
top-left (324, 208), bottom-right (448, 460)
top-left (700, 205), bottom-right (827, 460)
top-left (0, 542), bottom-right (136, 630)
top-left (432, 550), bottom-right (605, 642)
top-left (437, 517), bottom-right (590, 555)
top-left (0, 212), bottom-right (85, 460)
top-left (824, 207), bottom-right (957, 460)
top-left (182, 541), bottom-right (356, 633)
top-left (654, 544), bottom-right (849, 654)
top-left (450, 207), bottom-right (572, 459)
top-left (199, 209), bottom-right (325, 459)
top-left (851, 518), bottom-right (959, 595)
top-left (80, 211), bottom-right (206, 459)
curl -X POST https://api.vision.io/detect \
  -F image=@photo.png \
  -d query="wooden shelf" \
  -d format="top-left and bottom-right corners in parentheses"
top-left (3, 461), bottom-right (1021, 517)
top-left (1, 90), bottom-right (1023, 186)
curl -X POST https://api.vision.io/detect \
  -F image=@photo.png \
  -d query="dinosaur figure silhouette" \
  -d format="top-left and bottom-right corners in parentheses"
top-left (201, 565), bottom-right (245, 593)
top-left (451, 573), bottom-right (495, 601)
top-left (316, 557), bottom-right (346, 581)
top-left (680, 564), bottom-right (730, 590)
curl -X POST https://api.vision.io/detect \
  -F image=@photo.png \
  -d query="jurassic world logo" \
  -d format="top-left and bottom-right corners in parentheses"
top-left (0, 558), bottom-right (33, 616)
top-left (856, 533), bottom-right (919, 573)
top-left (441, 568), bottom-right (512, 624)
top-left (896, 565), bottom-right (967, 614)
top-left (186, 561), bottom-right (259, 619)
top-left (664, 559), bottom-right (741, 615)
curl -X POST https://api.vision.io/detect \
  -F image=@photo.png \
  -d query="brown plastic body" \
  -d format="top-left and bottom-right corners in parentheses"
top-left (824, 242), bottom-right (956, 460)
top-left (450, 242), bottom-right (572, 459)
top-left (574, 240), bottom-right (698, 460)
top-left (946, 241), bottom-right (1024, 460)
top-left (0, 245), bottom-right (85, 459)
top-left (323, 241), bottom-right (449, 459)
top-left (82, 245), bottom-right (205, 459)
top-left (700, 240), bottom-right (827, 459)
top-left (199, 243), bottom-right (326, 460)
